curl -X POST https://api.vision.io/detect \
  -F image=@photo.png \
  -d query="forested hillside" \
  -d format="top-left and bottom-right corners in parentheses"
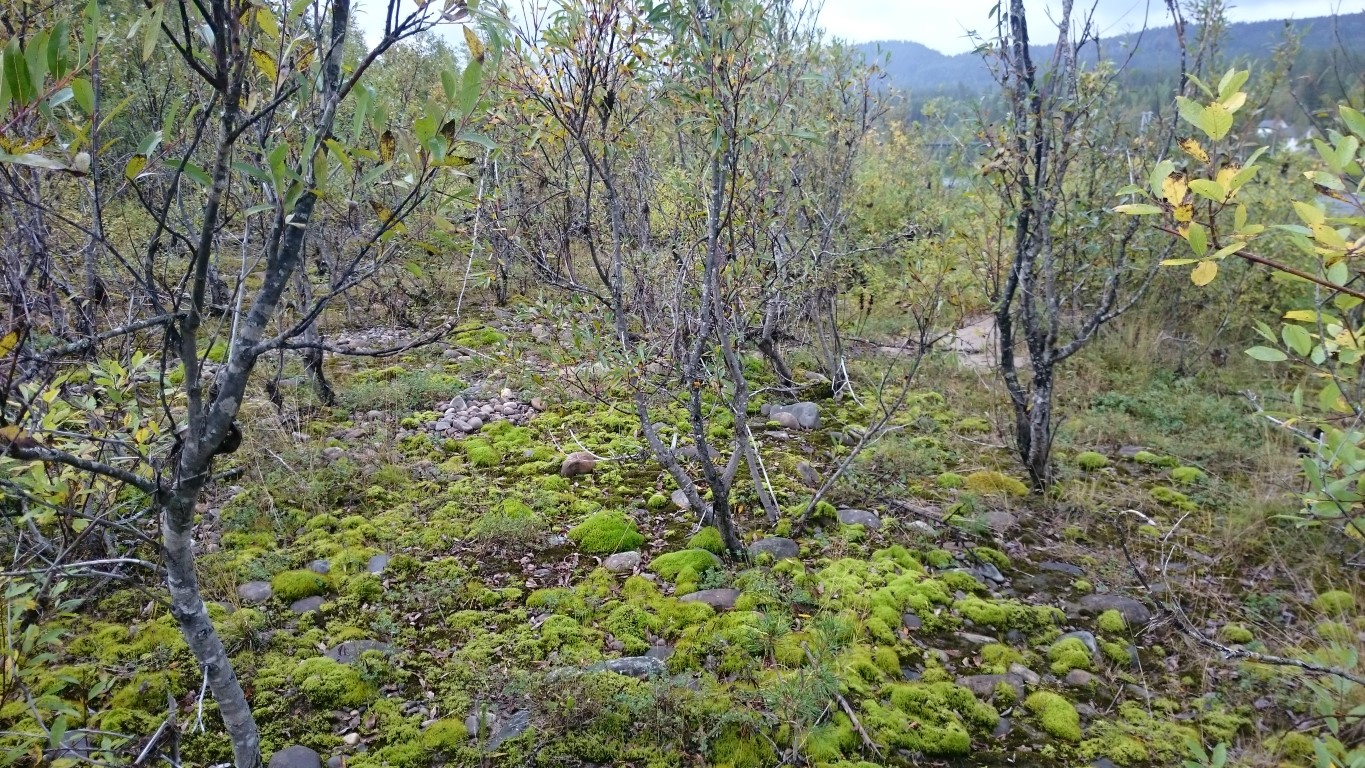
top-left (1, 1), bottom-right (1362, 767)
top-left (865, 11), bottom-right (1365, 120)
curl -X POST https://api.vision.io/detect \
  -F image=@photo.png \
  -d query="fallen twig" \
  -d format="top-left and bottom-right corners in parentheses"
top-left (803, 645), bottom-right (882, 758)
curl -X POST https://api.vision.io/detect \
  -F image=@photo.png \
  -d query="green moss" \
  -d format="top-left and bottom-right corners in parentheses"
top-left (1101, 641), bottom-right (1131, 665)
top-left (941, 570), bottom-right (986, 594)
top-left (956, 417), bottom-right (991, 433)
top-left (803, 713), bottom-right (857, 762)
top-left (936, 472), bottom-right (966, 489)
top-left (568, 511), bottom-right (646, 554)
top-left (993, 680), bottom-right (1019, 707)
top-left (687, 526), bottom-right (725, 554)
top-left (649, 549), bottom-right (721, 583)
top-left (1097, 609), bottom-right (1127, 634)
top-left (1315, 620), bottom-right (1353, 642)
top-left (293, 656), bottom-right (373, 708)
top-left (710, 726), bottom-right (776, 768)
top-left (647, 492), bottom-right (670, 510)
top-left (861, 682), bottom-right (998, 756)
top-left (971, 546), bottom-right (1010, 570)
top-left (1024, 690), bottom-right (1082, 742)
top-left (1150, 485), bottom-right (1196, 510)
top-left (964, 470), bottom-right (1029, 497)
top-left (1073, 578), bottom-right (1094, 593)
top-left (453, 327), bottom-right (507, 347)
top-left (1132, 450), bottom-right (1179, 467)
top-left (419, 719), bottom-right (468, 752)
top-left (923, 548), bottom-right (954, 568)
top-left (1170, 465), bottom-right (1206, 485)
top-left (463, 438), bottom-right (501, 468)
top-left (1076, 451), bottom-right (1110, 470)
top-left (271, 569), bottom-right (330, 602)
top-left (979, 643), bottom-right (1024, 674)
top-left (1079, 732), bottom-right (1149, 766)
top-left (1314, 589), bottom-right (1355, 615)
top-left (774, 632), bottom-right (813, 667)
top-left (1048, 637), bottom-right (1094, 675)
top-left (1220, 623), bottom-right (1253, 643)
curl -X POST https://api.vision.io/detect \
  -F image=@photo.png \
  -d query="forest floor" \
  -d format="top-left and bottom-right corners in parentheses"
top-left (31, 302), bottom-right (1364, 768)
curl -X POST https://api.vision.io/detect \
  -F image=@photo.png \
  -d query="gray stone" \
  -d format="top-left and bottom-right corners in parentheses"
top-left (645, 644), bottom-right (674, 660)
top-left (325, 639), bottom-right (393, 664)
top-left (993, 716), bottom-right (1012, 738)
top-left (671, 489), bottom-right (691, 510)
top-left (958, 632), bottom-right (997, 645)
top-left (237, 581), bottom-right (273, 604)
top-left (485, 710), bottom-right (530, 750)
top-left (587, 656), bottom-right (668, 679)
top-left (1065, 669), bottom-right (1097, 687)
top-left (603, 551), bottom-right (642, 573)
top-left (679, 588), bottom-right (740, 610)
top-left (1079, 594), bottom-right (1153, 627)
top-left (434, 420), bottom-right (452, 431)
top-left (269, 746), bottom-right (322, 768)
top-left (327, 756), bottom-right (344, 768)
top-left (796, 461), bottom-right (820, 487)
top-left (1057, 630), bottom-right (1099, 656)
top-left (366, 554), bottom-right (390, 574)
top-left (1040, 561), bottom-right (1085, 576)
top-left (905, 520), bottom-right (940, 538)
top-left (1124, 683), bottom-right (1154, 701)
top-left (973, 563), bottom-right (1007, 584)
top-left (341, 733), bottom-right (361, 747)
top-left (770, 401), bottom-right (821, 429)
top-left (980, 510), bottom-right (1018, 531)
top-left (321, 447), bottom-right (344, 461)
top-left (1009, 664), bottom-right (1041, 685)
top-left (747, 537), bottom-right (800, 561)
top-left (290, 596), bottom-right (325, 614)
top-left (561, 451), bottom-right (597, 477)
top-left (771, 411), bottom-right (801, 430)
top-left (836, 508), bottom-right (882, 530)
top-left (307, 559), bottom-right (331, 575)
top-left (902, 613), bottom-right (922, 631)
top-left (466, 417), bottom-right (483, 431)
top-left (958, 673), bottom-right (1024, 701)
top-left (1118, 445), bottom-right (1144, 459)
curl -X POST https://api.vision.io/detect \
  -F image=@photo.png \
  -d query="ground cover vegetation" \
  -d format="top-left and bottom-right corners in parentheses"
top-left (0, 0), bottom-right (1362, 766)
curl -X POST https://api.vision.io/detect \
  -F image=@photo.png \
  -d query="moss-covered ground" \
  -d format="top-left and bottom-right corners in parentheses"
top-left (11, 309), bottom-right (1362, 768)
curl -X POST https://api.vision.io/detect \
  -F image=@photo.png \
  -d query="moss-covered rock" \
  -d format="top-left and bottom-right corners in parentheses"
top-left (1097, 609), bottom-right (1127, 634)
top-left (271, 569), bottom-right (330, 602)
top-left (964, 470), bottom-right (1029, 497)
top-left (1024, 690), bottom-right (1082, 742)
top-left (649, 549), bottom-right (721, 583)
top-left (687, 526), bottom-right (725, 554)
top-left (293, 656), bottom-right (372, 708)
top-left (1220, 623), bottom-right (1253, 643)
top-left (1076, 451), bottom-right (1110, 470)
top-left (1048, 637), bottom-right (1094, 675)
top-left (1314, 589), bottom-right (1355, 615)
top-left (860, 682), bottom-right (998, 756)
top-left (1170, 465), bottom-right (1206, 485)
top-left (1132, 450), bottom-right (1179, 467)
top-left (568, 510), bottom-right (646, 554)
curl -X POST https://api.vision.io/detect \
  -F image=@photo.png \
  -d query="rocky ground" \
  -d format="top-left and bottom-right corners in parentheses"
top-left (25, 312), bottom-right (1362, 768)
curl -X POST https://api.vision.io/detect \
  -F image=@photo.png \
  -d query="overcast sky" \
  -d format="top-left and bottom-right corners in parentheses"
top-left (821, 0), bottom-right (1362, 54)
top-left (353, 0), bottom-right (1361, 56)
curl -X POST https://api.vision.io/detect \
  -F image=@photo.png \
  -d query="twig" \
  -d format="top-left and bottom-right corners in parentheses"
top-left (803, 644), bottom-right (882, 758)
top-left (0, 558), bottom-right (161, 577)
top-left (1117, 525), bottom-right (1365, 687)
top-left (195, 666), bottom-right (208, 733)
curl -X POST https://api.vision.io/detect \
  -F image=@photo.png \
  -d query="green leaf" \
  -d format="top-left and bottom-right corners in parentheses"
top-left (0, 152), bottom-right (69, 170)
top-left (1245, 346), bottom-right (1288, 362)
top-left (1176, 97), bottom-right (1205, 131)
top-left (1113, 203), bottom-right (1162, 215)
top-left (180, 161), bottom-right (212, 186)
top-left (1293, 201), bottom-right (1325, 226)
top-left (441, 68), bottom-right (457, 101)
top-left (1188, 179), bottom-right (1225, 202)
top-left (1184, 72), bottom-right (1213, 98)
top-left (5, 38), bottom-right (35, 106)
top-left (1149, 159), bottom-right (1175, 198)
top-left (142, 2), bottom-right (165, 62)
top-left (1187, 222), bottom-right (1208, 256)
top-left (48, 21), bottom-right (71, 81)
top-left (457, 130), bottom-right (496, 151)
top-left (1217, 69), bottom-right (1248, 100)
top-left (1282, 324), bottom-right (1312, 357)
top-left (458, 57), bottom-right (482, 115)
top-left (25, 29), bottom-right (50, 98)
top-left (1201, 102), bottom-right (1234, 140)
top-left (1341, 105), bottom-right (1365, 141)
top-left (72, 77), bottom-right (94, 113)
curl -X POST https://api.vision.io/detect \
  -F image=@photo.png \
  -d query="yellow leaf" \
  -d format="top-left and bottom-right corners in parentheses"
top-left (124, 154), bottom-right (147, 181)
top-left (379, 130), bottom-right (396, 162)
top-left (1215, 163), bottom-right (1240, 190)
top-left (251, 48), bottom-right (278, 82)
top-left (0, 425), bottom-right (38, 453)
top-left (1191, 260), bottom-right (1218, 286)
top-left (463, 26), bottom-right (484, 64)
top-left (1220, 91), bottom-right (1246, 113)
top-left (295, 41), bottom-right (316, 71)
top-left (1178, 137), bottom-right (1209, 163)
top-left (1172, 203), bottom-right (1194, 223)
top-left (0, 328), bottom-right (19, 358)
top-left (1284, 310), bottom-right (1320, 322)
top-left (1161, 172), bottom-right (1188, 207)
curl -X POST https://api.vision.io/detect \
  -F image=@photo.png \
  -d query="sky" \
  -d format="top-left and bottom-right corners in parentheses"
top-left (820, 0), bottom-right (1363, 54)
top-left (352, 0), bottom-right (1362, 56)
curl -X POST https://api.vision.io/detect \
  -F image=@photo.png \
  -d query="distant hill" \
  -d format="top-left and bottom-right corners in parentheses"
top-left (860, 12), bottom-right (1365, 98)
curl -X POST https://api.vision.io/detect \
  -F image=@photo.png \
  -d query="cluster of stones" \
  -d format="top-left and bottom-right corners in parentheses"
top-left (425, 389), bottom-right (546, 438)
